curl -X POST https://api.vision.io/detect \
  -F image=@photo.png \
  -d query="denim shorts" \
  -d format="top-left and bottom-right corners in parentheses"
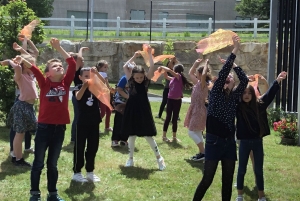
top-left (205, 133), bottom-right (237, 161)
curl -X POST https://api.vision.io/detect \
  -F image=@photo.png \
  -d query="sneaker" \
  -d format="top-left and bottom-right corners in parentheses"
top-left (120, 141), bottom-right (128, 146)
top-left (157, 157), bottom-right (166, 171)
top-left (15, 158), bottom-right (31, 167)
top-left (29, 194), bottom-right (41, 201)
top-left (105, 127), bottom-right (113, 132)
top-left (86, 172), bottom-right (100, 182)
top-left (47, 194), bottom-right (64, 201)
top-left (111, 141), bottom-right (120, 147)
top-left (11, 157), bottom-right (16, 164)
top-left (72, 173), bottom-right (88, 183)
top-left (192, 153), bottom-right (205, 161)
top-left (125, 159), bottom-right (134, 167)
top-left (10, 151), bottom-right (15, 157)
top-left (258, 197), bottom-right (266, 201)
top-left (24, 147), bottom-right (35, 153)
top-left (236, 196), bottom-right (243, 201)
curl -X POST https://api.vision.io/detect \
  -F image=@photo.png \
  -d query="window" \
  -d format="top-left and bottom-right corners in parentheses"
top-left (130, 10), bottom-right (145, 22)
top-left (186, 13), bottom-right (212, 28)
top-left (234, 16), bottom-right (251, 28)
top-left (67, 11), bottom-right (108, 27)
top-left (158, 11), bottom-right (169, 25)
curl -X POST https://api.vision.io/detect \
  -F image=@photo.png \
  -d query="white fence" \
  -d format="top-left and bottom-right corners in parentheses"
top-left (40, 16), bottom-right (270, 40)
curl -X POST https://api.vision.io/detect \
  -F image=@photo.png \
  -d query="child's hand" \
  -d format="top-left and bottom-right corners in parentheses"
top-left (218, 55), bottom-right (226, 64)
top-left (157, 66), bottom-right (162, 73)
top-left (258, 74), bottom-right (267, 81)
top-left (91, 67), bottom-right (98, 74)
top-left (0, 60), bottom-right (9, 66)
top-left (247, 75), bottom-right (255, 82)
top-left (232, 35), bottom-right (240, 50)
top-left (134, 51), bottom-right (140, 58)
top-left (83, 80), bottom-right (89, 88)
top-left (13, 42), bottom-right (22, 52)
top-left (194, 59), bottom-right (202, 64)
top-left (146, 45), bottom-right (152, 54)
top-left (50, 38), bottom-right (61, 49)
top-left (14, 55), bottom-right (23, 64)
top-left (205, 59), bottom-right (209, 65)
top-left (277, 71), bottom-right (287, 81)
top-left (81, 47), bottom-right (89, 51)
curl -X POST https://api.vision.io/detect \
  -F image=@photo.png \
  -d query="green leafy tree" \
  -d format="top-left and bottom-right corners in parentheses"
top-left (235, 0), bottom-right (270, 19)
top-left (0, 0), bottom-right (45, 124)
top-left (25, 0), bottom-right (54, 18)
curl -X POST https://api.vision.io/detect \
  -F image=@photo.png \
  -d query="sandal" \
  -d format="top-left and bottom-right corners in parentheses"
top-left (162, 137), bottom-right (171, 142)
top-left (172, 137), bottom-right (181, 143)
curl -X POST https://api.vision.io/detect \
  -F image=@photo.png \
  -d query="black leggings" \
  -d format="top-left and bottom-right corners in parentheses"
top-left (158, 88), bottom-right (169, 118)
top-left (163, 98), bottom-right (182, 133)
top-left (193, 160), bottom-right (236, 201)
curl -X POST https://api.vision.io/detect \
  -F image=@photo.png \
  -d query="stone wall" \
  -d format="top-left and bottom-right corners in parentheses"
top-left (38, 40), bottom-right (270, 87)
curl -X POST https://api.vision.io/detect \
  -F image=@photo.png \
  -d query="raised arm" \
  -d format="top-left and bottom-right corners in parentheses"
top-left (4, 60), bottom-right (22, 81)
top-left (75, 82), bottom-right (88, 100)
top-left (146, 46), bottom-right (155, 80)
top-left (232, 65), bottom-right (249, 97)
top-left (200, 59), bottom-right (209, 89)
top-left (158, 66), bottom-right (179, 80)
top-left (260, 71), bottom-right (287, 109)
top-left (77, 47), bottom-right (89, 57)
top-left (212, 35), bottom-right (240, 92)
top-left (13, 42), bottom-right (31, 56)
top-left (26, 38), bottom-right (39, 58)
top-left (91, 67), bottom-right (106, 84)
top-left (50, 38), bottom-right (71, 60)
top-left (189, 59), bottom-right (202, 85)
top-left (123, 51), bottom-right (140, 80)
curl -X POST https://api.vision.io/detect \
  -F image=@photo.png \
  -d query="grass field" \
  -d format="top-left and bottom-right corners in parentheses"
top-left (0, 102), bottom-right (299, 201)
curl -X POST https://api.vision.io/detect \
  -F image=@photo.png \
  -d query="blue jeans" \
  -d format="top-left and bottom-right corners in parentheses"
top-left (237, 139), bottom-right (264, 191)
top-left (71, 95), bottom-right (79, 142)
top-left (30, 123), bottom-right (66, 195)
top-left (10, 127), bottom-right (31, 151)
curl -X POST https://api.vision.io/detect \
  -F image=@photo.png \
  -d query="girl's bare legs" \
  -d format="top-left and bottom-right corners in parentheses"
top-left (197, 142), bottom-right (205, 153)
top-left (13, 132), bottom-right (25, 159)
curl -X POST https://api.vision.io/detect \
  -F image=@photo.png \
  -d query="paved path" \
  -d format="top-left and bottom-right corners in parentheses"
top-left (68, 89), bottom-right (191, 103)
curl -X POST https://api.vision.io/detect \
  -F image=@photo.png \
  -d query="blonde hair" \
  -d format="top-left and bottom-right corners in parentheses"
top-left (20, 54), bottom-right (36, 65)
top-left (45, 58), bottom-right (62, 73)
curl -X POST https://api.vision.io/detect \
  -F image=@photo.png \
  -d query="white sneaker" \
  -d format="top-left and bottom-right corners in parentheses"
top-left (86, 172), bottom-right (100, 182)
top-left (72, 173), bottom-right (88, 183)
top-left (258, 197), bottom-right (266, 201)
top-left (236, 196), bottom-right (243, 201)
top-left (24, 147), bottom-right (35, 153)
top-left (10, 151), bottom-right (15, 157)
top-left (111, 141), bottom-right (120, 147)
top-left (125, 159), bottom-right (134, 167)
top-left (157, 157), bottom-right (166, 171)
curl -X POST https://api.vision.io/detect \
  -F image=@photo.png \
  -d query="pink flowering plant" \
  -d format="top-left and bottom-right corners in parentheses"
top-left (273, 119), bottom-right (298, 139)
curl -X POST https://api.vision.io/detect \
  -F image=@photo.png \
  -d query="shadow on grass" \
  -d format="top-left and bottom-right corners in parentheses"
top-left (65, 181), bottom-right (105, 201)
top-left (184, 159), bottom-right (204, 173)
top-left (0, 126), bottom-right (10, 142)
top-left (119, 165), bottom-right (156, 180)
top-left (243, 186), bottom-right (258, 201)
top-left (112, 146), bottom-right (138, 155)
top-left (0, 156), bottom-right (30, 181)
top-left (62, 142), bottom-right (74, 153)
top-left (157, 140), bottom-right (185, 149)
top-left (99, 130), bottom-right (110, 139)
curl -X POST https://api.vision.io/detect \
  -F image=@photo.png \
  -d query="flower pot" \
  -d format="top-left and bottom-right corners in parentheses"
top-left (280, 137), bottom-right (296, 145)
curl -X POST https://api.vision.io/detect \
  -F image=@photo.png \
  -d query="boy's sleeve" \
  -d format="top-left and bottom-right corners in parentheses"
top-left (64, 57), bottom-right (76, 86)
top-left (117, 76), bottom-right (127, 88)
top-left (211, 53), bottom-right (236, 93)
top-left (29, 65), bottom-right (46, 88)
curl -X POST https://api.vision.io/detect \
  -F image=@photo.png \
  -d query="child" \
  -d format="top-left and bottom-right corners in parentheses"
top-left (70, 47), bottom-right (88, 143)
top-left (111, 74), bottom-right (130, 147)
top-left (121, 47), bottom-right (166, 170)
top-left (17, 38), bottom-right (76, 201)
top-left (156, 57), bottom-right (177, 118)
top-left (72, 67), bottom-right (106, 183)
top-left (193, 35), bottom-right (248, 201)
top-left (96, 60), bottom-right (113, 132)
top-left (159, 64), bottom-right (193, 142)
top-left (235, 71), bottom-right (287, 201)
top-left (3, 55), bottom-right (38, 167)
top-left (184, 59), bottom-right (212, 161)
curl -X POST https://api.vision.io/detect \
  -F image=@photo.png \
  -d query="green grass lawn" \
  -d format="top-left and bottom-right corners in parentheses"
top-left (0, 102), bottom-right (299, 201)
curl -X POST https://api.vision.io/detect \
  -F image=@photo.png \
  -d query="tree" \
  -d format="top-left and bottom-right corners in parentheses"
top-left (235, 0), bottom-right (270, 19)
top-left (25, 0), bottom-right (54, 18)
top-left (0, 0), bottom-right (45, 124)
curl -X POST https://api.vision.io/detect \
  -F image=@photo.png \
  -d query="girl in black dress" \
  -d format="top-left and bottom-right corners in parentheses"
top-left (121, 46), bottom-right (166, 171)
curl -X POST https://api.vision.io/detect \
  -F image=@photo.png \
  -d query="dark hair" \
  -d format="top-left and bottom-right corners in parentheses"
top-left (173, 64), bottom-right (193, 90)
top-left (80, 67), bottom-right (91, 76)
top-left (44, 58), bottom-right (62, 73)
top-left (239, 84), bottom-right (265, 136)
top-left (197, 66), bottom-right (212, 82)
top-left (128, 66), bottom-right (149, 94)
top-left (96, 60), bottom-right (108, 71)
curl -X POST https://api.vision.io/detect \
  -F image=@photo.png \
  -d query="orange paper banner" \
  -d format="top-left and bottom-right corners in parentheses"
top-left (18, 20), bottom-right (40, 41)
top-left (196, 29), bottom-right (236, 55)
top-left (249, 74), bottom-right (261, 98)
top-left (88, 72), bottom-right (113, 110)
top-left (139, 44), bottom-right (175, 67)
top-left (151, 69), bottom-right (165, 82)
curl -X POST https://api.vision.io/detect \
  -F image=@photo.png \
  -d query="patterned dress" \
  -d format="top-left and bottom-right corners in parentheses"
top-left (184, 81), bottom-right (208, 131)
